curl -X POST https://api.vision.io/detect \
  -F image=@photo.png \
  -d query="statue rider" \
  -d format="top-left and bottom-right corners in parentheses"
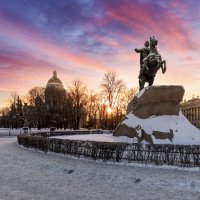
top-left (134, 41), bottom-right (150, 79)
top-left (146, 36), bottom-right (162, 67)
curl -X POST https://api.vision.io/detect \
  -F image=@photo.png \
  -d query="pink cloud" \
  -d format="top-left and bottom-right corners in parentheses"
top-left (102, 1), bottom-right (198, 53)
top-left (0, 14), bottom-right (110, 73)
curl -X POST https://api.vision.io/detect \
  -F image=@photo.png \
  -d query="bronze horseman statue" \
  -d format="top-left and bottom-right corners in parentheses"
top-left (135, 36), bottom-right (166, 91)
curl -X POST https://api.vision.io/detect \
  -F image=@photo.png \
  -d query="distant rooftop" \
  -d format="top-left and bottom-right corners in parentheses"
top-left (181, 96), bottom-right (200, 108)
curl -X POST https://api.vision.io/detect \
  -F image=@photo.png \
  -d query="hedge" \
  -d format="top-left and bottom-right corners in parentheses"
top-left (17, 133), bottom-right (200, 167)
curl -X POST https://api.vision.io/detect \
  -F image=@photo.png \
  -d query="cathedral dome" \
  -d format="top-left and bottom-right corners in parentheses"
top-left (46, 70), bottom-right (64, 89)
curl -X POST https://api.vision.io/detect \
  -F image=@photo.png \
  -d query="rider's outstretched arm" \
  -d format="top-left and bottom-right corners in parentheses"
top-left (134, 48), bottom-right (141, 53)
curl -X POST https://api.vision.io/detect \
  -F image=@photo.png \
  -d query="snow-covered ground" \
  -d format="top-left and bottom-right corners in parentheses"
top-left (0, 128), bottom-right (108, 137)
top-left (1, 137), bottom-right (200, 200)
top-left (0, 128), bottom-right (44, 137)
top-left (52, 133), bottom-right (134, 143)
top-left (0, 128), bottom-right (68, 137)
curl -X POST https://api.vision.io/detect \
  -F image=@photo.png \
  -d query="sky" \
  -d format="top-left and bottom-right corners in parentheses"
top-left (1, 0), bottom-right (200, 107)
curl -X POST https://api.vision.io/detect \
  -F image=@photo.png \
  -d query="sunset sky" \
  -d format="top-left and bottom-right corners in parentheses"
top-left (1, 0), bottom-right (200, 107)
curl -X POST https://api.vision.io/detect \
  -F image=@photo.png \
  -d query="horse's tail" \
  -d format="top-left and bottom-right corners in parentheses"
top-left (161, 60), bottom-right (166, 73)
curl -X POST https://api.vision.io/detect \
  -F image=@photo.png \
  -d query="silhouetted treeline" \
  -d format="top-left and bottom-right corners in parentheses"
top-left (0, 72), bottom-right (136, 130)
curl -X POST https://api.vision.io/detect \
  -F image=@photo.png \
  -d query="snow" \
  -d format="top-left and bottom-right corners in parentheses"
top-left (123, 111), bottom-right (200, 145)
top-left (1, 137), bottom-right (200, 200)
top-left (52, 133), bottom-right (134, 143)
top-left (0, 128), bottom-right (41, 137)
top-left (52, 111), bottom-right (200, 145)
top-left (136, 87), bottom-right (146, 98)
top-left (0, 128), bottom-right (68, 137)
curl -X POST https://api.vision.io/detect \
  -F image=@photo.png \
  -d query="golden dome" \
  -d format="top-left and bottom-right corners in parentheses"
top-left (46, 70), bottom-right (64, 89)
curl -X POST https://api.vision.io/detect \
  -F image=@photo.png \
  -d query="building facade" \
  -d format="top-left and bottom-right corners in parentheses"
top-left (181, 97), bottom-right (200, 128)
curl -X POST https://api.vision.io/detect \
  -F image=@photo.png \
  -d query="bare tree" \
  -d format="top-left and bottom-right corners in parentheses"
top-left (68, 79), bottom-right (87, 129)
top-left (99, 72), bottom-right (126, 129)
top-left (86, 90), bottom-right (99, 129)
top-left (9, 91), bottom-right (18, 106)
top-left (96, 92), bottom-right (108, 129)
top-left (118, 88), bottom-right (137, 114)
top-left (28, 87), bottom-right (45, 106)
top-left (7, 92), bottom-right (25, 129)
top-left (0, 107), bottom-right (10, 128)
top-left (0, 107), bottom-right (10, 116)
top-left (100, 72), bottom-right (125, 109)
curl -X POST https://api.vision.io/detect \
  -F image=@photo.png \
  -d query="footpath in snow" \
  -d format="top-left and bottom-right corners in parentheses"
top-left (0, 137), bottom-right (200, 200)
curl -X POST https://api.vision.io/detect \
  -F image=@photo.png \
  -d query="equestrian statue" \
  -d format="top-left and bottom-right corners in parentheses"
top-left (134, 36), bottom-right (166, 91)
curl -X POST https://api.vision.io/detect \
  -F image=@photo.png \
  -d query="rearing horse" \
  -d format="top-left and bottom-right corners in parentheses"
top-left (139, 36), bottom-right (166, 91)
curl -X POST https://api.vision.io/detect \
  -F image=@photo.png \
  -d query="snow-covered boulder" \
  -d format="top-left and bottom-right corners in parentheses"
top-left (113, 86), bottom-right (200, 145)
